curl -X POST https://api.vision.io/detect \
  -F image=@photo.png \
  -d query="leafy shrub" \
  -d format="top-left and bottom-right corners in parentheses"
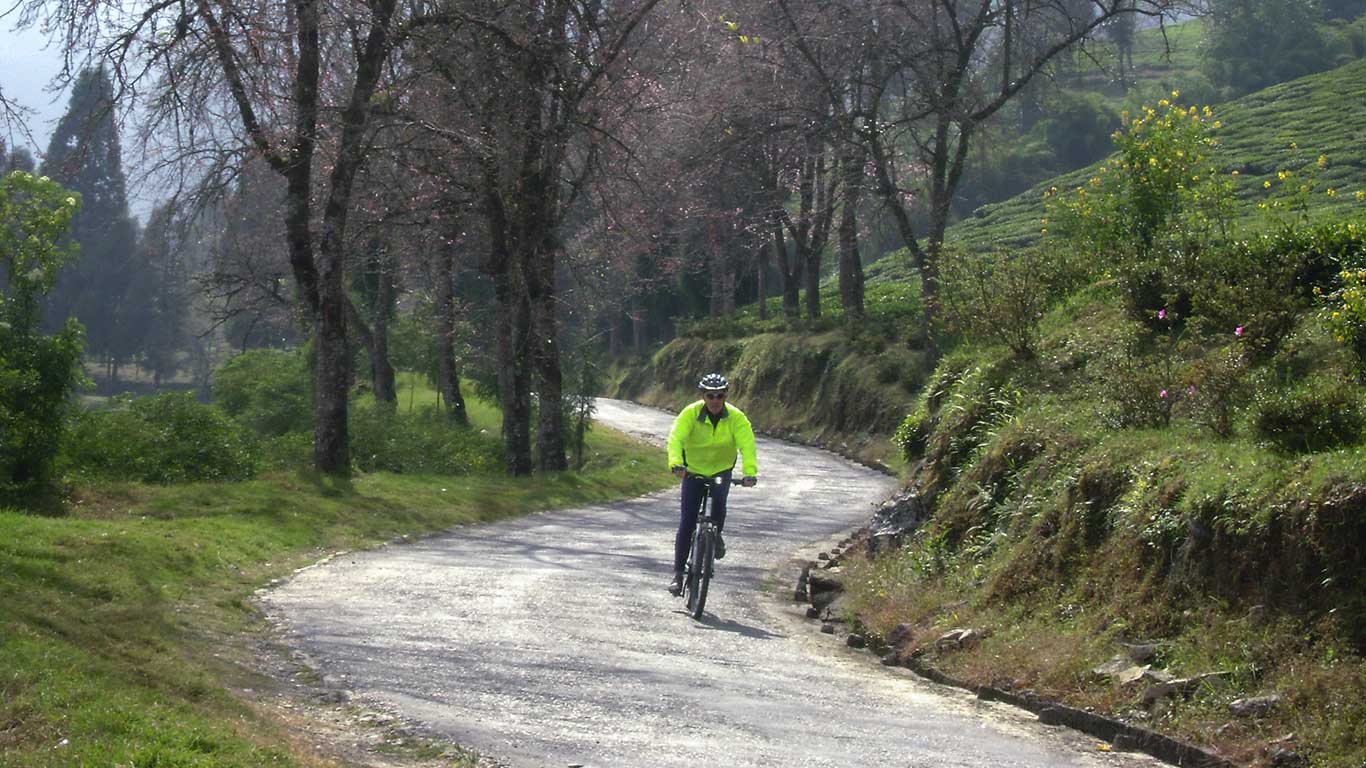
top-left (62, 393), bottom-right (259, 483)
top-left (1252, 373), bottom-right (1364, 452)
top-left (1092, 312), bottom-right (1188, 429)
top-left (212, 349), bottom-right (313, 437)
top-left (1178, 344), bottom-right (1252, 438)
top-left (1320, 227), bottom-right (1366, 372)
top-left (389, 307), bottom-right (438, 382)
top-left (259, 432), bottom-right (313, 470)
top-left (0, 170), bottom-right (84, 497)
top-left (1045, 95), bottom-right (1235, 321)
top-left (1097, 351), bottom-right (1177, 429)
top-left (0, 324), bottom-right (87, 497)
top-left (941, 247), bottom-right (1080, 359)
top-left (1173, 221), bottom-right (1361, 358)
top-left (349, 405), bottom-right (503, 475)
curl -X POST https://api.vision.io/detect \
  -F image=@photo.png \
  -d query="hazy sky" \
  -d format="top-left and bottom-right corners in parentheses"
top-left (1, 18), bottom-right (72, 155)
top-left (2, 16), bottom-right (157, 219)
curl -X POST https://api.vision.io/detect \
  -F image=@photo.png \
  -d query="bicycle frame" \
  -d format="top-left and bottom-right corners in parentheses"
top-left (683, 473), bottom-right (723, 619)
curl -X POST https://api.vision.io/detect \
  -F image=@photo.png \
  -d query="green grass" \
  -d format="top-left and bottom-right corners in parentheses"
top-left (0, 380), bottom-right (674, 767)
top-left (390, 371), bottom-right (499, 423)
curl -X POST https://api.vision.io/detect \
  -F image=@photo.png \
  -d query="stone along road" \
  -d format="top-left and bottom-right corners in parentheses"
top-left (261, 399), bottom-right (1159, 768)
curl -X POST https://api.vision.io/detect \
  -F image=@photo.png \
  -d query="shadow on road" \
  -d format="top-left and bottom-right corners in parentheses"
top-left (680, 613), bottom-right (787, 640)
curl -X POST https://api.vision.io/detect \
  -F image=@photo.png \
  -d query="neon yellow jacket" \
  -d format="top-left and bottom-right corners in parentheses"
top-left (666, 400), bottom-right (758, 478)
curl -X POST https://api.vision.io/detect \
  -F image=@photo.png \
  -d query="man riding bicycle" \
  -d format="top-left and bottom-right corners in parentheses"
top-left (667, 373), bottom-right (758, 595)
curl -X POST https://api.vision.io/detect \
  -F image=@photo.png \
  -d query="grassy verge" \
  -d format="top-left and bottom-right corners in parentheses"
top-left (839, 291), bottom-right (1365, 767)
top-left (0, 378), bottom-right (673, 767)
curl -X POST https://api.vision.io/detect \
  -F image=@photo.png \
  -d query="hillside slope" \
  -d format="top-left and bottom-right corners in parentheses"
top-left (869, 59), bottom-right (1366, 283)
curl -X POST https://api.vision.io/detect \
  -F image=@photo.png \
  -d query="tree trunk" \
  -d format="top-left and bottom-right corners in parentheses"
top-left (435, 245), bottom-right (467, 425)
top-left (530, 245), bottom-right (567, 472)
top-left (804, 244), bottom-right (821, 320)
top-left (772, 220), bottom-right (799, 321)
top-left (837, 142), bottom-right (866, 323)
top-left (313, 249), bottom-right (350, 475)
top-left (632, 311), bottom-right (646, 353)
top-left (708, 221), bottom-right (727, 317)
top-left (370, 247), bottom-right (396, 405)
top-left (722, 266), bottom-right (737, 315)
top-left (756, 242), bottom-right (768, 321)
top-left (494, 261), bottom-right (533, 476)
top-left (920, 118), bottom-right (972, 359)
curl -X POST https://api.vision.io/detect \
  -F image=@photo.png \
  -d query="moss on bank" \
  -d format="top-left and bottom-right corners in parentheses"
top-left (607, 332), bottom-right (925, 470)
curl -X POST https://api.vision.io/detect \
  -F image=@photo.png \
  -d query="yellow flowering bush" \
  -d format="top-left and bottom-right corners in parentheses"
top-left (1045, 95), bottom-right (1235, 257)
top-left (1324, 266), bottom-right (1366, 370)
top-left (1045, 96), bottom-right (1233, 321)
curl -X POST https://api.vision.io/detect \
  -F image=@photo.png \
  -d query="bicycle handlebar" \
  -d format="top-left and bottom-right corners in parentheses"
top-left (678, 470), bottom-right (755, 487)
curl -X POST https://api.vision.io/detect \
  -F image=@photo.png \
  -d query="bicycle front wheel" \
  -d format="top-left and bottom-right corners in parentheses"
top-left (689, 528), bottom-right (713, 620)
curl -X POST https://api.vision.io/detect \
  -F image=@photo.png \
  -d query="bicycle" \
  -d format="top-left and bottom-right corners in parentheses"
top-left (681, 472), bottom-right (725, 620)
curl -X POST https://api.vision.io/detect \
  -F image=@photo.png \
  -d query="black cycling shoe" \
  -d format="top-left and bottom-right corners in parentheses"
top-left (715, 533), bottom-right (726, 560)
top-left (668, 571), bottom-right (684, 596)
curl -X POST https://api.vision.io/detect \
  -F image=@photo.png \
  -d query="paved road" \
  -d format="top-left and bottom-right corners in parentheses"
top-left (262, 399), bottom-right (1158, 768)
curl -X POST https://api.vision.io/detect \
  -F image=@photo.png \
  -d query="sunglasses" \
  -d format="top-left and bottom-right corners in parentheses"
top-left (703, 392), bottom-right (727, 400)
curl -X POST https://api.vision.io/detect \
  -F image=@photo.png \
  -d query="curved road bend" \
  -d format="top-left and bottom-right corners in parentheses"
top-left (262, 398), bottom-right (1159, 768)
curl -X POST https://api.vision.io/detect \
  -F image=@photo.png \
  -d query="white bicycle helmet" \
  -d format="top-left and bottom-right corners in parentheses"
top-left (698, 373), bottom-right (729, 391)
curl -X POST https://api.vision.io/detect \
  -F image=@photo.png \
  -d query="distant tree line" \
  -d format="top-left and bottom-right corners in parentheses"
top-left (9, 68), bottom-right (196, 391)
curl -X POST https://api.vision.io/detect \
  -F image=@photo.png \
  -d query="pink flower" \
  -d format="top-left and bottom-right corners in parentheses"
top-left (1158, 309), bottom-right (1167, 320)
top-left (1235, 326), bottom-right (1244, 337)
top-left (1187, 385), bottom-right (1196, 395)
top-left (1159, 389), bottom-right (1169, 399)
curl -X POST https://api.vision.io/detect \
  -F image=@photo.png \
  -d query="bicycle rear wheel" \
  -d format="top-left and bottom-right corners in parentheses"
top-left (689, 527), bottom-right (713, 620)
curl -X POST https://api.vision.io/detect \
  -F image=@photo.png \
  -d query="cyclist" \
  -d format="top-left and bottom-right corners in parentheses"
top-left (667, 373), bottom-right (758, 595)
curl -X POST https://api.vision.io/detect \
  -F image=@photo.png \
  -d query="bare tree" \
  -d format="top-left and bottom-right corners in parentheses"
top-left (24, 0), bottom-right (427, 473)
top-left (862, 0), bottom-right (1173, 352)
top-left (198, 157), bottom-right (302, 351)
top-left (406, 0), bottom-right (671, 474)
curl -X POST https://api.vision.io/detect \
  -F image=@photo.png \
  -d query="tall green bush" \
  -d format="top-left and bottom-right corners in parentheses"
top-left (211, 348), bottom-right (313, 436)
top-left (941, 246), bottom-right (1083, 360)
top-left (1252, 370), bottom-right (1364, 452)
top-left (0, 171), bottom-right (85, 497)
top-left (61, 393), bottom-right (259, 483)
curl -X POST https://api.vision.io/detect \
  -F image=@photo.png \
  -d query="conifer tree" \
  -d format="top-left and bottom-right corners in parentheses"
top-left (2, 143), bottom-right (36, 173)
top-left (40, 66), bottom-right (138, 381)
